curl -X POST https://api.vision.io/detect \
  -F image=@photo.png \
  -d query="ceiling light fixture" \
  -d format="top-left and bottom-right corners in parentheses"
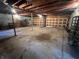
top-left (13, 14), bottom-right (21, 19)
top-left (37, 14), bottom-right (43, 18)
top-left (74, 2), bottom-right (79, 7)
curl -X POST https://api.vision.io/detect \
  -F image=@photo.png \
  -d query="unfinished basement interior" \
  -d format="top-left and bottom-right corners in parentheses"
top-left (0, 0), bottom-right (79, 59)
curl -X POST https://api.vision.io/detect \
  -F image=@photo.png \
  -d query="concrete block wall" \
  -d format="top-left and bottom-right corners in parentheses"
top-left (33, 15), bottom-right (68, 28)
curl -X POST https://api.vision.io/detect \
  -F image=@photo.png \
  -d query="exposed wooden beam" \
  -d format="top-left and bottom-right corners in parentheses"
top-left (40, 6), bottom-right (64, 13)
top-left (15, 0), bottom-right (26, 6)
top-left (14, 6), bottom-right (38, 15)
top-left (24, 0), bottom-right (73, 10)
top-left (24, 0), bottom-right (58, 10)
top-left (12, 0), bottom-right (22, 6)
top-left (11, 0), bottom-right (75, 16)
top-left (31, 1), bottom-right (67, 11)
top-left (22, 4), bottom-right (32, 9)
top-left (19, 3), bottom-right (27, 8)
top-left (46, 10), bottom-right (71, 15)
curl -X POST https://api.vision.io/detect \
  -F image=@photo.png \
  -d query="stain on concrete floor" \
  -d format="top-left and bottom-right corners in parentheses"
top-left (35, 33), bottom-right (52, 41)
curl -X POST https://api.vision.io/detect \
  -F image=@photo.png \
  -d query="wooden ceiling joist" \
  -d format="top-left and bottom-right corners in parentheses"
top-left (31, 1), bottom-right (69, 11)
top-left (10, 0), bottom-right (77, 15)
top-left (22, 4), bottom-right (32, 9)
top-left (14, 0), bottom-right (26, 6)
top-left (12, 0), bottom-right (22, 6)
top-left (19, 3), bottom-right (27, 8)
top-left (24, 0), bottom-right (58, 10)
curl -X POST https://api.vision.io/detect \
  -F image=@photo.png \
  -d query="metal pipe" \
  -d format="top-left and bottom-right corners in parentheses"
top-left (31, 13), bottom-right (33, 31)
top-left (12, 14), bottom-right (17, 36)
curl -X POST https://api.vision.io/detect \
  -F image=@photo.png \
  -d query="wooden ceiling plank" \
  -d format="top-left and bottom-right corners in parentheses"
top-left (24, 0), bottom-right (73, 10)
top-left (13, 0), bottom-right (22, 6)
top-left (22, 4), bottom-right (32, 9)
top-left (19, 3), bottom-right (27, 8)
top-left (15, 0), bottom-right (26, 6)
top-left (31, 1), bottom-right (66, 11)
top-left (12, 0), bottom-right (75, 16)
top-left (24, 0), bottom-right (58, 10)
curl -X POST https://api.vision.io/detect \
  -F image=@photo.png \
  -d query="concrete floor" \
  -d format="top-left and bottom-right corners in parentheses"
top-left (0, 27), bottom-right (79, 59)
top-left (0, 29), bottom-right (14, 39)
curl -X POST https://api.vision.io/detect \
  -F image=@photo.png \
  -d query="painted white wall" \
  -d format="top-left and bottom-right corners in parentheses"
top-left (0, 14), bottom-right (31, 26)
top-left (0, 14), bottom-right (12, 25)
